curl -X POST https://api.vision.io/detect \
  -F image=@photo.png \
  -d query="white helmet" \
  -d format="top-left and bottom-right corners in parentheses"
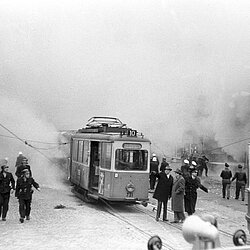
top-left (192, 161), bottom-right (197, 166)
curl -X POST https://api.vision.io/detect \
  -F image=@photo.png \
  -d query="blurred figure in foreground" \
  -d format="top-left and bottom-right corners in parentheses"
top-left (0, 162), bottom-right (15, 221)
top-left (220, 163), bottom-right (232, 199)
top-left (153, 165), bottom-right (173, 222)
top-left (15, 169), bottom-right (40, 223)
top-left (231, 164), bottom-right (247, 201)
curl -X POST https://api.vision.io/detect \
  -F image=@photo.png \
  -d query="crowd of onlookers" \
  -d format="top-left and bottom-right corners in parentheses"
top-left (150, 153), bottom-right (247, 223)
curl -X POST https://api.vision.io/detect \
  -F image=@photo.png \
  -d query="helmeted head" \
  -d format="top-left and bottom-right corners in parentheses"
top-left (184, 159), bottom-right (189, 165)
top-left (238, 164), bottom-right (243, 169)
top-left (191, 161), bottom-right (197, 167)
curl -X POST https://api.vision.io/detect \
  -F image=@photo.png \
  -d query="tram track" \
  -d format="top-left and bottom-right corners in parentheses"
top-left (99, 198), bottom-right (178, 250)
top-left (133, 203), bottom-right (250, 247)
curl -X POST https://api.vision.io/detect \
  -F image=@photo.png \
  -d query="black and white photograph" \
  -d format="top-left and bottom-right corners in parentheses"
top-left (1, 0), bottom-right (250, 249)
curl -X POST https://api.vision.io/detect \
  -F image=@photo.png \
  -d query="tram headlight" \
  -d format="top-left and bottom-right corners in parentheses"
top-left (126, 182), bottom-right (135, 193)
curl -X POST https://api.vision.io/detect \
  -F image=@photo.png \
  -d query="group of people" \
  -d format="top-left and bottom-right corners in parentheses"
top-left (0, 152), bottom-right (40, 223)
top-left (150, 155), bottom-right (208, 223)
top-left (220, 163), bottom-right (247, 201)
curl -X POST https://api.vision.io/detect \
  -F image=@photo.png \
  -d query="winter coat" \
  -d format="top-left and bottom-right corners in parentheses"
top-left (220, 169), bottom-right (232, 184)
top-left (150, 159), bottom-right (159, 173)
top-left (15, 164), bottom-right (32, 178)
top-left (184, 176), bottom-right (208, 214)
top-left (153, 172), bottom-right (173, 202)
top-left (232, 172), bottom-right (247, 185)
top-left (15, 177), bottom-right (39, 200)
top-left (171, 176), bottom-right (185, 212)
top-left (0, 172), bottom-right (15, 193)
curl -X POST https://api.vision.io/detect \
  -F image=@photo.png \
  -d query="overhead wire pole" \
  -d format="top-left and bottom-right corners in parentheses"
top-left (0, 122), bottom-right (58, 165)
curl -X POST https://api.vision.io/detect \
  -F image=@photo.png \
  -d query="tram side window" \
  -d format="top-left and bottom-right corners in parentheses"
top-left (78, 140), bottom-right (84, 163)
top-left (100, 142), bottom-right (112, 169)
top-left (72, 140), bottom-right (78, 161)
top-left (115, 149), bottom-right (148, 171)
top-left (83, 141), bottom-right (89, 164)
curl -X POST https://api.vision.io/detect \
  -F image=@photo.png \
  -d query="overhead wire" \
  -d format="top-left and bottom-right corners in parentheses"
top-left (0, 122), bottom-right (68, 164)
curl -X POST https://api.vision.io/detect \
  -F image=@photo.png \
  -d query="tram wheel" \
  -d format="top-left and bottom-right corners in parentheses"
top-left (233, 229), bottom-right (247, 246)
top-left (147, 235), bottom-right (162, 250)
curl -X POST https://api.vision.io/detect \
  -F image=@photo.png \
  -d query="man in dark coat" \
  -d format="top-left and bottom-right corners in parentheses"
top-left (149, 154), bottom-right (159, 191)
top-left (184, 169), bottom-right (208, 216)
top-left (153, 165), bottom-right (173, 222)
top-left (181, 159), bottom-right (190, 179)
top-left (171, 168), bottom-right (185, 223)
top-left (0, 164), bottom-right (15, 221)
top-left (15, 158), bottom-right (32, 178)
top-left (15, 169), bottom-right (40, 223)
top-left (220, 163), bottom-right (232, 199)
top-left (231, 164), bottom-right (247, 201)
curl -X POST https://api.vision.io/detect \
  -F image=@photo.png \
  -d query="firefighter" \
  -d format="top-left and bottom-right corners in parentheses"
top-left (149, 153), bottom-right (159, 191)
top-left (220, 163), bottom-right (232, 199)
top-left (15, 152), bottom-right (26, 168)
top-left (231, 164), bottom-right (247, 201)
top-left (0, 163), bottom-right (15, 221)
top-left (15, 169), bottom-right (40, 223)
top-left (181, 159), bottom-right (190, 179)
top-left (15, 157), bottom-right (32, 178)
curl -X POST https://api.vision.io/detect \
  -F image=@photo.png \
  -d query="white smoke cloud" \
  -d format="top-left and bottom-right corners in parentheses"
top-left (0, 95), bottom-right (68, 189)
top-left (0, 0), bottom-right (250, 161)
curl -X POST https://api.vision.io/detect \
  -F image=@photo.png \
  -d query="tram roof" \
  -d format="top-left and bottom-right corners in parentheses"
top-left (71, 132), bottom-right (151, 143)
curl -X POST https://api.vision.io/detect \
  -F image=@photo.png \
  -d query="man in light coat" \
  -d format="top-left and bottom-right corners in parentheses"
top-left (171, 168), bottom-right (185, 223)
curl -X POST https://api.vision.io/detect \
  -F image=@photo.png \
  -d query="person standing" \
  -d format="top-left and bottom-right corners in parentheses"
top-left (153, 165), bottom-right (173, 222)
top-left (15, 152), bottom-right (25, 168)
top-left (15, 169), bottom-right (40, 223)
top-left (181, 159), bottom-right (190, 179)
top-left (0, 163), bottom-right (15, 221)
top-left (149, 153), bottom-right (159, 191)
top-left (220, 163), bottom-right (232, 199)
top-left (15, 158), bottom-right (32, 178)
top-left (171, 168), bottom-right (185, 223)
top-left (159, 157), bottom-right (168, 172)
top-left (231, 164), bottom-right (247, 201)
top-left (184, 169), bottom-right (208, 216)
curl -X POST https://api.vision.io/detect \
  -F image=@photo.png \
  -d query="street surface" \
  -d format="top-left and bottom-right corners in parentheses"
top-left (0, 164), bottom-right (249, 250)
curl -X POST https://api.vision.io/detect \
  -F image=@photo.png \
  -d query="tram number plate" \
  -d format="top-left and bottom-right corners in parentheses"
top-left (127, 129), bottom-right (137, 137)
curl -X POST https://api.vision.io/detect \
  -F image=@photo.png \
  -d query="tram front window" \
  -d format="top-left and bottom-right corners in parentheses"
top-left (115, 149), bottom-right (148, 171)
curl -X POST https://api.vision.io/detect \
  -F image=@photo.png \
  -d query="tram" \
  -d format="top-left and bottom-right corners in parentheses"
top-left (68, 117), bottom-right (151, 204)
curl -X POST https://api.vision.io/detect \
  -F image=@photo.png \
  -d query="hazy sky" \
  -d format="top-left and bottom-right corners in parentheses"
top-left (1, 0), bottom-right (250, 160)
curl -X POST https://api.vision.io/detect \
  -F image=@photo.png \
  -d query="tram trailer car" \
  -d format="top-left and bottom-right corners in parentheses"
top-left (69, 117), bottom-right (151, 204)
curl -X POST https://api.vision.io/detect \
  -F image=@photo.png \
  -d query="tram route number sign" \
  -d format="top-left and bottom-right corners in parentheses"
top-left (127, 129), bottom-right (137, 137)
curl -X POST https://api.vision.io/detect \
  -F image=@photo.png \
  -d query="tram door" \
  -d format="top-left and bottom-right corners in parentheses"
top-left (89, 141), bottom-right (100, 192)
